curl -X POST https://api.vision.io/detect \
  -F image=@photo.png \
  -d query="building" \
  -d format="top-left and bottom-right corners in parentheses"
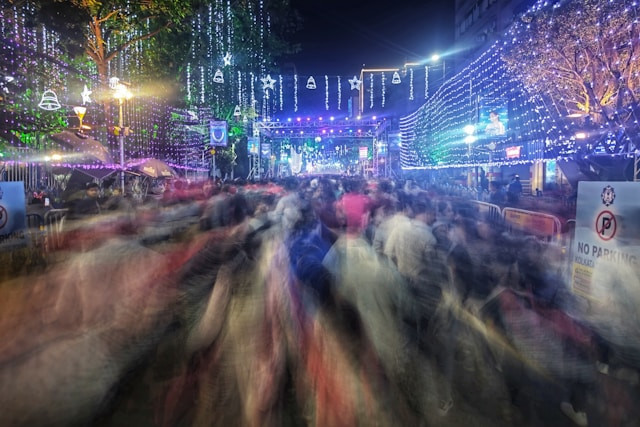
top-left (454, 0), bottom-right (532, 66)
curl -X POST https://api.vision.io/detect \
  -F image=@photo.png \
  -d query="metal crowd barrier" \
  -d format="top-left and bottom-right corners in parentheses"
top-left (44, 209), bottom-right (68, 252)
top-left (502, 207), bottom-right (562, 242)
top-left (469, 200), bottom-right (503, 224)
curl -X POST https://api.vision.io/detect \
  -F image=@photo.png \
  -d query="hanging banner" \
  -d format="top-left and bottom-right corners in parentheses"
top-left (248, 137), bottom-right (260, 155)
top-left (0, 181), bottom-right (26, 242)
top-left (261, 142), bottom-right (271, 157)
top-left (570, 182), bottom-right (640, 299)
top-left (209, 121), bottom-right (228, 147)
top-left (359, 146), bottom-right (369, 160)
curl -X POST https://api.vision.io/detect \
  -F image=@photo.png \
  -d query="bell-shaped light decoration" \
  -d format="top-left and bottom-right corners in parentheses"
top-left (213, 69), bottom-right (224, 84)
top-left (233, 105), bottom-right (242, 117)
top-left (306, 76), bottom-right (317, 90)
top-left (38, 89), bottom-right (61, 111)
top-left (392, 71), bottom-right (402, 84)
top-left (109, 77), bottom-right (120, 90)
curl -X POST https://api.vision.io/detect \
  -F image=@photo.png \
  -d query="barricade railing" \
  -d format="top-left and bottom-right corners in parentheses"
top-left (502, 207), bottom-right (562, 242)
top-left (44, 209), bottom-right (68, 252)
top-left (26, 213), bottom-right (45, 247)
top-left (469, 200), bottom-right (503, 224)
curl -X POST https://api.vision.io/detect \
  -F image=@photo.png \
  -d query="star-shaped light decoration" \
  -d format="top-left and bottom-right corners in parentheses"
top-left (348, 76), bottom-right (362, 91)
top-left (81, 85), bottom-right (92, 104)
top-left (261, 74), bottom-right (276, 91)
top-left (222, 52), bottom-right (232, 66)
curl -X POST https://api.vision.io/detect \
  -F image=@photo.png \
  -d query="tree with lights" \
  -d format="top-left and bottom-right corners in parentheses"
top-left (503, 0), bottom-right (640, 136)
top-left (35, 0), bottom-right (195, 88)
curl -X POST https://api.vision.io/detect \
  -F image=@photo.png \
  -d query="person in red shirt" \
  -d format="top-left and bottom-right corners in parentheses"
top-left (335, 178), bottom-right (372, 236)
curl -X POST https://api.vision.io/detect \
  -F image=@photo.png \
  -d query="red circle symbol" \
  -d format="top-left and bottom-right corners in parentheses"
top-left (0, 206), bottom-right (7, 230)
top-left (595, 210), bottom-right (617, 241)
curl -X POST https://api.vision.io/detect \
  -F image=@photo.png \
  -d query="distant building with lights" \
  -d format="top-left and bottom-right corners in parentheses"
top-left (454, 0), bottom-right (532, 66)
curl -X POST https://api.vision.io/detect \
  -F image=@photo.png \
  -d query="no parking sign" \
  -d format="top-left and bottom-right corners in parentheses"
top-left (0, 181), bottom-right (26, 239)
top-left (571, 182), bottom-right (640, 298)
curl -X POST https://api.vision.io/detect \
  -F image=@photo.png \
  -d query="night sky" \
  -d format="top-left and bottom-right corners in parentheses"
top-left (285, 0), bottom-right (455, 76)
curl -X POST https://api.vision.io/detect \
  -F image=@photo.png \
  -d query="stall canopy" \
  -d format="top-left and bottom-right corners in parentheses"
top-left (49, 131), bottom-right (117, 180)
top-left (49, 131), bottom-right (114, 165)
top-left (128, 158), bottom-right (178, 178)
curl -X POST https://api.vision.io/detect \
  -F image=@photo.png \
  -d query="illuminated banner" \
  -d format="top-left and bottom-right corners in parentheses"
top-left (0, 181), bottom-right (26, 239)
top-left (478, 98), bottom-right (508, 140)
top-left (248, 137), bottom-right (259, 155)
top-left (570, 182), bottom-right (640, 298)
top-left (261, 142), bottom-right (271, 157)
top-left (505, 146), bottom-right (521, 159)
top-left (209, 121), bottom-right (228, 147)
top-left (359, 146), bottom-right (368, 160)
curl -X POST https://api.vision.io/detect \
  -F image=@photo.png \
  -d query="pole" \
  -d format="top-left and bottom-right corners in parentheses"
top-left (212, 152), bottom-right (216, 180)
top-left (118, 99), bottom-right (125, 193)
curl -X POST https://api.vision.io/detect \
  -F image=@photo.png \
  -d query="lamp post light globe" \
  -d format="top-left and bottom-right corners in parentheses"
top-left (113, 83), bottom-right (132, 193)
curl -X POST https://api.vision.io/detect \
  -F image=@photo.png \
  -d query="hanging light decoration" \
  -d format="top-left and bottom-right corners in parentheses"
top-left (38, 89), bottom-right (61, 110)
top-left (233, 105), bottom-right (242, 117)
top-left (109, 77), bottom-right (120, 90)
top-left (306, 76), bottom-right (316, 90)
top-left (392, 71), bottom-right (401, 84)
top-left (213, 69), bottom-right (224, 84)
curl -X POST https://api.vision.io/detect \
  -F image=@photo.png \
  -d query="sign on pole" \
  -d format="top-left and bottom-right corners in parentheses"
top-left (570, 182), bottom-right (640, 298)
top-left (0, 181), bottom-right (26, 244)
top-left (209, 120), bottom-right (228, 147)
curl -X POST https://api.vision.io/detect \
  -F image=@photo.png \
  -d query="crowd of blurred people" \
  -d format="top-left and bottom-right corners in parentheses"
top-left (2, 174), bottom-right (639, 426)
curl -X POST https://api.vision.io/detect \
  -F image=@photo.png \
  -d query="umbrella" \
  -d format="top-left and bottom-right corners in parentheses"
top-left (49, 130), bottom-right (114, 164)
top-left (128, 158), bottom-right (178, 178)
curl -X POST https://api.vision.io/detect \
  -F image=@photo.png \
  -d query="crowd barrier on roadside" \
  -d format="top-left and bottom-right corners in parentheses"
top-left (44, 209), bottom-right (68, 252)
top-left (502, 207), bottom-right (562, 242)
top-left (469, 200), bottom-right (562, 242)
top-left (469, 200), bottom-right (503, 224)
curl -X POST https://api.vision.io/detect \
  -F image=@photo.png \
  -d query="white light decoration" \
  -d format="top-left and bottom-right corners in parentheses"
top-left (337, 76), bottom-right (342, 110)
top-left (409, 68), bottom-right (414, 100)
top-left (348, 76), bottom-right (362, 91)
top-left (370, 74), bottom-right (374, 109)
top-left (279, 75), bottom-right (283, 110)
top-left (223, 52), bottom-right (232, 66)
top-left (382, 72), bottom-right (386, 107)
top-left (294, 74), bottom-right (298, 112)
top-left (186, 64), bottom-right (192, 102)
top-left (81, 85), bottom-right (92, 104)
top-left (38, 89), bottom-right (61, 110)
top-left (425, 66), bottom-right (429, 99)
top-left (325, 75), bottom-right (329, 110)
top-left (213, 69), bottom-right (224, 84)
top-left (238, 70), bottom-right (242, 106)
top-left (250, 72), bottom-right (256, 107)
top-left (306, 76), bottom-right (317, 90)
top-left (200, 65), bottom-right (205, 103)
top-left (109, 77), bottom-right (120, 90)
top-left (392, 71), bottom-right (401, 84)
top-left (261, 74), bottom-right (276, 91)
top-left (234, 105), bottom-right (242, 116)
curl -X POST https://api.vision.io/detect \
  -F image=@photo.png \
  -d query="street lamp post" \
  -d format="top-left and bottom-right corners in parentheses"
top-left (113, 83), bottom-right (132, 193)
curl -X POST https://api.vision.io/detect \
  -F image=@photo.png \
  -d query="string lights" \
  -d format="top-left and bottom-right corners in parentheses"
top-left (325, 75), bottom-right (329, 110)
top-left (399, 0), bottom-right (640, 171)
top-left (337, 76), bottom-right (342, 110)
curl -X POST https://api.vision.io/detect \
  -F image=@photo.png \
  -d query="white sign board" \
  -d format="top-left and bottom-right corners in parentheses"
top-left (0, 181), bottom-right (26, 241)
top-left (571, 182), bottom-right (640, 298)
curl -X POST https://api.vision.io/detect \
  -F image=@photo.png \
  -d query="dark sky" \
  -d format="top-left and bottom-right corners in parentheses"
top-left (285, 0), bottom-right (455, 76)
